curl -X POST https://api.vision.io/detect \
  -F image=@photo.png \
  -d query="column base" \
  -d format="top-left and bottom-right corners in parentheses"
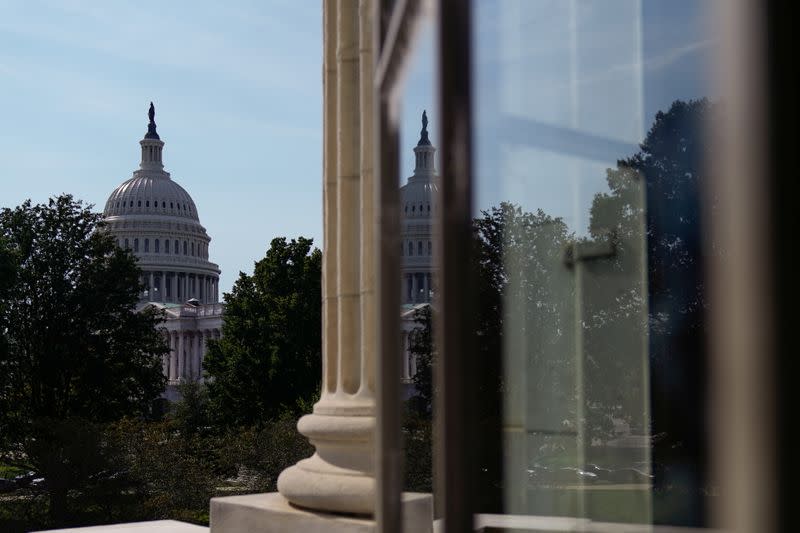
top-left (210, 492), bottom-right (432, 533)
top-left (278, 412), bottom-right (375, 514)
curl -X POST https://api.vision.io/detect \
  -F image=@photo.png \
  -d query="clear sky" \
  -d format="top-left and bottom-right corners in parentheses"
top-left (1, 1), bottom-right (717, 293)
top-left (398, 1), bottom-right (717, 236)
top-left (0, 0), bottom-right (322, 295)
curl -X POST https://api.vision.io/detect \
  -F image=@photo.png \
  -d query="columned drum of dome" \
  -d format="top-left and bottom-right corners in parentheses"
top-left (103, 104), bottom-right (223, 390)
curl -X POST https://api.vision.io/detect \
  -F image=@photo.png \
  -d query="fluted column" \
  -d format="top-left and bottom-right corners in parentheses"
top-left (188, 332), bottom-right (196, 379)
top-left (148, 272), bottom-right (154, 300)
top-left (162, 332), bottom-right (170, 377)
top-left (200, 331), bottom-right (207, 378)
top-left (177, 332), bottom-right (185, 380)
top-left (169, 332), bottom-right (177, 381)
top-left (278, 0), bottom-right (376, 516)
top-left (196, 332), bottom-right (203, 380)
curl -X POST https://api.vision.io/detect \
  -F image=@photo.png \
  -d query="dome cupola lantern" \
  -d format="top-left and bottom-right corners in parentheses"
top-left (140, 102), bottom-right (165, 172)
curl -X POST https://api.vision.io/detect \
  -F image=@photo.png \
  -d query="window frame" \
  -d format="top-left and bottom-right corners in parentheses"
top-left (375, 1), bottom-right (473, 532)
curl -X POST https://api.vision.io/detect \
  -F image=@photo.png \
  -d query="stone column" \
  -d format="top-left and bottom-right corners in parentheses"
top-left (422, 273), bottom-right (429, 302)
top-left (196, 332), bottom-right (203, 380)
top-left (148, 272), bottom-right (154, 300)
top-left (161, 271), bottom-right (167, 303)
top-left (200, 331), bottom-right (207, 378)
top-left (188, 332), bottom-right (195, 379)
top-left (169, 332), bottom-right (177, 381)
top-left (162, 332), bottom-right (170, 377)
top-left (411, 274), bottom-right (417, 303)
top-left (177, 332), bottom-right (184, 380)
top-left (278, 0), bottom-right (376, 516)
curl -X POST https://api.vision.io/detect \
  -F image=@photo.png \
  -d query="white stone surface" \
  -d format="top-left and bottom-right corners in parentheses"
top-left (210, 492), bottom-right (432, 533)
top-left (35, 519), bottom-right (208, 532)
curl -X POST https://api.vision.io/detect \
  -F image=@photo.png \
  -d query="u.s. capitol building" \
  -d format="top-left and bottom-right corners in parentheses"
top-left (103, 104), bottom-right (222, 394)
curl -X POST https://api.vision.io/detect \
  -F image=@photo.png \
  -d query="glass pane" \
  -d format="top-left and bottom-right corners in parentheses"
top-left (397, 17), bottom-right (437, 498)
top-left (472, 0), bottom-right (717, 527)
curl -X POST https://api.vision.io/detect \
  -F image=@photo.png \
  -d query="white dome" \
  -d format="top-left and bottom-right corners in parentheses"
top-left (102, 105), bottom-right (220, 305)
top-left (400, 180), bottom-right (438, 219)
top-left (104, 175), bottom-right (199, 221)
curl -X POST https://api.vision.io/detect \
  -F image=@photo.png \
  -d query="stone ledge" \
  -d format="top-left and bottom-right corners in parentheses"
top-left (35, 519), bottom-right (208, 532)
top-left (210, 492), bottom-right (432, 533)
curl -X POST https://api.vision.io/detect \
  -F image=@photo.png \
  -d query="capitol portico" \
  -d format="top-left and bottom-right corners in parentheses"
top-left (103, 104), bottom-right (223, 389)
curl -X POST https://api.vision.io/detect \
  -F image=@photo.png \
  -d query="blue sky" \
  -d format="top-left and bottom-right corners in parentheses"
top-left (399, 1), bottom-right (716, 236)
top-left (0, 0), bottom-right (323, 294)
top-left (1, 1), bottom-right (717, 293)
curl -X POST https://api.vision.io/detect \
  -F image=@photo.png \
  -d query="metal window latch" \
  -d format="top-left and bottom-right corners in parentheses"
top-left (563, 230), bottom-right (617, 267)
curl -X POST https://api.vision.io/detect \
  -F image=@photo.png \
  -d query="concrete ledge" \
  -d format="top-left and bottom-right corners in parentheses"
top-left (210, 492), bottom-right (432, 533)
top-left (35, 520), bottom-right (208, 532)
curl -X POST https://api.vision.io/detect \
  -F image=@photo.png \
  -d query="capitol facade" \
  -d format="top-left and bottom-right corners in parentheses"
top-left (103, 104), bottom-right (223, 391)
top-left (400, 111), bottom-right (438, 384)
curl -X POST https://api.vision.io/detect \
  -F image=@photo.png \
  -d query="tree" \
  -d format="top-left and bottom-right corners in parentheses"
top-left (204, 237), bottom-right (322, 427)
top-left (589, 99), bottom-right (711, 524)
top-left (408, 306), bottom-right (434, 415)
top-left (0, 237), bottom-right (17, 366)
top-left (0, 195), bottom-right (167, 523)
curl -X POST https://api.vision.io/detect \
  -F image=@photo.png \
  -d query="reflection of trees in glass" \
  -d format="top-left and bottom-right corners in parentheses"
top-left (408, 305), bottom-right (433, 416)
top-left (408, 99), bottom-right (710, 520)
top-left (594, 99), bottom-right (711, 525)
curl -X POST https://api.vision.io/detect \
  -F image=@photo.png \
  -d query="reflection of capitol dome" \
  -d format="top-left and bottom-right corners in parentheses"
top-left (103, 104), bottom-right (222, 391)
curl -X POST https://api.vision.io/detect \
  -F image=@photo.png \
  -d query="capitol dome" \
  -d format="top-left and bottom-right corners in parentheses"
top-left (103, 103), bottom-right (221, 305)
top-left (104, 175), bottom-right (199, 221)
top-left (400, 111), bottom-right (438, 304)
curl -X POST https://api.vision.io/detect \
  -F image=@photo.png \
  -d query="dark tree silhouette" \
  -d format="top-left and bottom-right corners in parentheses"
top-left (203, 237), bottom-right (322, 427)
top-left (589, 99), bottom-right (712, 525)
top-left (0, 195), bottom-right (167, 522)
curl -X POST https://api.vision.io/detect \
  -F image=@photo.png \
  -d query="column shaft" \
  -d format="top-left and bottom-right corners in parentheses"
top-left (335, 0), bottom-right (361, 397)
top-left (169, 333), bottom-right (177, 381)
top-left (177, 332), bottom-right (184, 380)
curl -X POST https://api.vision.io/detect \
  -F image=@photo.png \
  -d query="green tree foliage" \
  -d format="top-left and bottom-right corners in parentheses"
top-left (204, 237), bottom-right (322, 426)
top-left (0, 237), bottom-right (18, 365)
top-left (590, 99), bottom-right (712, 523)
top-left (408, 305), bottom-right (433, 415)
top-left (0, 195), bottom-right (167, 522)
